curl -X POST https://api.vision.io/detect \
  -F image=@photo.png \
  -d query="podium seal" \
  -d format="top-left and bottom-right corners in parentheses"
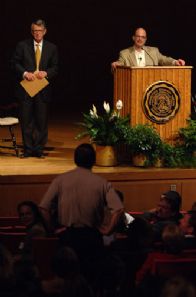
top-left (143, 81), bottom-right (180, 124)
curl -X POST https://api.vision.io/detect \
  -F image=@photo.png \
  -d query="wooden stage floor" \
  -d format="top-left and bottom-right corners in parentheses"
top-left (0, 108), bottom-right (196, 215)
top-left (0, 110), bottom-right (148, 176)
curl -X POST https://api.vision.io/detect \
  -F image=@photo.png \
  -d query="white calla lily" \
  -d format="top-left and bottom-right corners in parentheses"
top-left (103, 101), bottom-right (110, 113)
top-left (90, 105), bottom-right (98, 118)
top-left (116, 99), bottom-right (123, 110)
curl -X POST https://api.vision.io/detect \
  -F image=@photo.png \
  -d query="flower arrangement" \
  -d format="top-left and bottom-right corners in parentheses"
top-left (76, 100), bottom-right (130, 146)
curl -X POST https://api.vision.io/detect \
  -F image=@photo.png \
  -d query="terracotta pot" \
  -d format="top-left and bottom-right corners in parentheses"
top-left (96, 145), bottom-right (118, 166)
top-left (132, 154), bottom-right (147, 167)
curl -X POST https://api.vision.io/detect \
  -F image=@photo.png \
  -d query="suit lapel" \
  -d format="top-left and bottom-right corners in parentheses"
top-left (40, 40), bottom-right (48, 69)
top-left (28, 39), bottom-right (36, 69)
top-left (128, 47), bottom-right (137, 66)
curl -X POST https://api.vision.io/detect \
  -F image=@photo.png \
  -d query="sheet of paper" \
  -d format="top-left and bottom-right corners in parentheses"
top-left (20, 77), bottom-right (49, 97)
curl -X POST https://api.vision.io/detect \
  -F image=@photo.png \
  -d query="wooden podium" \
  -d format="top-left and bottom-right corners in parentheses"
top-left (113, 66), bottom-right (192, 141)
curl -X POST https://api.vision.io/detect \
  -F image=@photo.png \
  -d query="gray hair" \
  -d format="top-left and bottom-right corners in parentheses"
top-left (31, 19), bottom-right (46, 28)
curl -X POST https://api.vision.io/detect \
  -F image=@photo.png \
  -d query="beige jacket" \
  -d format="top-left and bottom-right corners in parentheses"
top-left (117, 46), bottom-right (176, 66)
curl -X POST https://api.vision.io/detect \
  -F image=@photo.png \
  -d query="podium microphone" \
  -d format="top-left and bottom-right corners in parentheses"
top-left (142, 47), bottom-right (155, 66)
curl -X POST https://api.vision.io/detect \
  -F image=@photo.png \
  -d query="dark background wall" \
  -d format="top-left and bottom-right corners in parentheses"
top-left (1, 0), bottom-right (196, 116)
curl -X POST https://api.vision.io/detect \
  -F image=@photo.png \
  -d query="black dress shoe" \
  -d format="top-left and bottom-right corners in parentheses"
top-left (34, 151), bottom-right (45, 158)
top-left (20, 152), bottom-right (32, 158)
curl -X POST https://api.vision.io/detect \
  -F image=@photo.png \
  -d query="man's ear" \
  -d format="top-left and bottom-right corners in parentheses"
top-left (132, 35), bottom-right (135, 43)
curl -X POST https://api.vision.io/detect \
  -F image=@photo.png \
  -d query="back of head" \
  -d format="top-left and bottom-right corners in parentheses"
top-left (162, 191), bottom-right (182, 214)
top-left (160, 276), bottom-right (196, 297)
top-left (52, 246), bottom-right (79, 278)
top-left (74, 143), bottom-right (96, 169)
top-left (162, 224), bottom-right (184, 254)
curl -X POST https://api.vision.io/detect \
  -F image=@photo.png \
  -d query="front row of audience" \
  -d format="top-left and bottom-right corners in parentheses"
top-left (0, 194), bottom-right (194, 297)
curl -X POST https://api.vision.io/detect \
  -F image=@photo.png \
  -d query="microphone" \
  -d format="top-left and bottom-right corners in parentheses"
top-left (142, 47), bottom-right (155, 66)
top-left (138, 57), bottom-right (142, 65)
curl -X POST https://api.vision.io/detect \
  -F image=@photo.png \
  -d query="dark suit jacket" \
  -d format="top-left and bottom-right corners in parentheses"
top-left (12, 38), bottom-right (58, 101)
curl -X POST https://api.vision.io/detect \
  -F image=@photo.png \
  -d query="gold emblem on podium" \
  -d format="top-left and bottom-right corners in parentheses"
top-left (143, 81), bottom-right (180, 124)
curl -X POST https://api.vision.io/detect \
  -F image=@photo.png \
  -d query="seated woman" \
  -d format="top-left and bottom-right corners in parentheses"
top-left (135, 223), bottom-right (185, 286)
top-left (17, 200), bottom-right (49, 255)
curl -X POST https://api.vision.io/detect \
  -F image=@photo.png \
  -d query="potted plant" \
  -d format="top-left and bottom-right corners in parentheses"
top-left (126, 124), bottom-right (163, 167)
top-left (178, 119), bottom-right (196, 155)
top-left (76, 100), bottom-right (131, 166)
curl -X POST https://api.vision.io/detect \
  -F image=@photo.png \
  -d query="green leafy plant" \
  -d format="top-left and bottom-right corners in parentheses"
top-left (76, 100), bottom-right (131, 146)
top-left (178, 119), bottom-right (196, 154)
top-left (126, 124), bottom-right (163, 166)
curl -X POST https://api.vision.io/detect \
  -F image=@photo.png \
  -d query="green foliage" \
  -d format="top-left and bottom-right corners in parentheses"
top-left (126, 124), bottom-right (163, 166)
top-left (76, 101), bottom-right (131, 146)
top-left (178, 119), bottom-right (196, 153)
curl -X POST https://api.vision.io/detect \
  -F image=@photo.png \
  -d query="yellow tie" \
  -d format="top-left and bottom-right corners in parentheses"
top-left (35, 44), bottom-right (41, 71)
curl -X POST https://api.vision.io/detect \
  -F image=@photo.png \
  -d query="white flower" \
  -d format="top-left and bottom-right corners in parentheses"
top-left (116, 100), bottom-right (123, 110)
top-left (103, 101), bottom-right (110, 113)
top-left (90, 104), bottom-right (98, 118)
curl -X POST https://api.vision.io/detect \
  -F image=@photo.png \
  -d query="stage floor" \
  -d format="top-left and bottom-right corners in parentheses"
top-left (0, 108), bottom-right (196, 177)
top-left (0, 107), bottom-right (196, 215)
top-left (0, 108), bottom-right (141, 176)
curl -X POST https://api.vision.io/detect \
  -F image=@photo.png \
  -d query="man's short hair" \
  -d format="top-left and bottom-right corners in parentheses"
top-left (161, 191), bottom-right (182, 213)
top-left (32, 19), bottom-right (46, 28)
top-left (74, 143), bottom-right (96, 169)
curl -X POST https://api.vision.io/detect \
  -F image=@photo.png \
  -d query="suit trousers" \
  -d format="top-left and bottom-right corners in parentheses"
top-left (19, 93), bottom-right (48, 154)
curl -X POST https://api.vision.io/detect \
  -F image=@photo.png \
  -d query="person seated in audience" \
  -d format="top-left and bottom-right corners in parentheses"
top-left (179, 207), bottom-right (196, 249)
top-left (17, 200), bottom-right (49, 255)
top-left (13, 256), bottom-right (43, 297)
top-left (135, 223), bottom-right (184, 286)
top-left (42, 246), bottom-right (94, 297)
top-left (0, 243), bottom-right (15, 296)
top-left (160, 276), bottom-right (196, 297)
top-left (103, 189), bottom-right (134, 246)
top-left (143, 191), bottom-right (182, 241)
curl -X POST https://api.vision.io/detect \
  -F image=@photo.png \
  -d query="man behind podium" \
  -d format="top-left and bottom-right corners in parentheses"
top-left (12, 19), bottom-right (58, 158)
top-left (111, 27), bottom-right (185, 70)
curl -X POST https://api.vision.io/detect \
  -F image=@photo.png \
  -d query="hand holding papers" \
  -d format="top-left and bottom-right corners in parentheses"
top-left (20, 71), bottom-right (49, 97)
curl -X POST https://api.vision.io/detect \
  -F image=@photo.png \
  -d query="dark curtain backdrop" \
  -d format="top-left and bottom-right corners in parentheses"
top-left (1, 0), bottom-right (196, 116)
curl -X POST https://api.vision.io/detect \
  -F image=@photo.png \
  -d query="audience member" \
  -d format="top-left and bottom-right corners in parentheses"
top-left (135, 224), bottom-right (184, 286)
top-left (13, 256), bottom-right (43, 297)
top-left (179, 208), bottom-right (196, 249)
top-left (0, 243), bottom-right (15, 297)
top-left (103, 189), bottom-right (134, 246)
top-left (17, 200), bottom-right (49, 255)
top-left (39, 143), bottom-right (124, 285)
top-left (42, 246), bottom-right (94, 297)
top-left (143, 191), bottom-right (182, 241)
top-left (160, 276), bottom-right (196, 297)
top-left (40, 143), bottom-right (124, 234)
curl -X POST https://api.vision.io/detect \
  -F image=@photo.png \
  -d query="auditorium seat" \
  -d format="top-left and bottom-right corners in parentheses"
top-left (32, 237), bottom-right (60, 279)
top-left (0, 231), bottom-right (26, 254)
top-left (151, 257), bottom-right (196, 283)
top-left (0, 216), bottom-right (21, 227)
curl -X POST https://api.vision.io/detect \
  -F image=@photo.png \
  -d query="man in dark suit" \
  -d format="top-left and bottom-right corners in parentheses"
top-left (12, 19), bottom-right (58, 158)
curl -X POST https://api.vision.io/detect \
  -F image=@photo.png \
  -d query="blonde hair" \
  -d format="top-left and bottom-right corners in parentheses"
top-left (162, 224), bottom-right (184, 254)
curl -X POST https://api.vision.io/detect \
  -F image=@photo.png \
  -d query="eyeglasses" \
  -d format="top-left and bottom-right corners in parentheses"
top-left (32, 29), bottom-right (44, 33)
top-left (135, 35), bottom-right (146, 39)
